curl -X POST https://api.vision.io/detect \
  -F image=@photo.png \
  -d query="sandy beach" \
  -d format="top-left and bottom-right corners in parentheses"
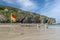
top-left (0, 24), bottom-right (60, 40)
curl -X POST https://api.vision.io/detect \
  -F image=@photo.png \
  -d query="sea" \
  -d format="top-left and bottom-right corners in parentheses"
top-left (48, 24), bottom-right (60, 28)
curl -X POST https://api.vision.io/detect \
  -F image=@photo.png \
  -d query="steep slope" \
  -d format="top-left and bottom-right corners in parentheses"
top-left (0, 5), bottom-right (56, 24)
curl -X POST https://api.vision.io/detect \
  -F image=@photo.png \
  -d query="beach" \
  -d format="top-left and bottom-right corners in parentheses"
top-left (0, 24), bottom-right (60, 40)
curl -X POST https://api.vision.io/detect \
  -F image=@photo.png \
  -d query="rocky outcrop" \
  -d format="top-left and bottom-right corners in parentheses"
top-left (48, 18), bottom-right (56, 24)
top-left (0, 14), bottom-right (7, 22)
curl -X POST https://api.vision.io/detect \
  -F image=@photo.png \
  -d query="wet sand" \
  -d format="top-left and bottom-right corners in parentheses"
top-left (0, 24), bottom-right (60, 40)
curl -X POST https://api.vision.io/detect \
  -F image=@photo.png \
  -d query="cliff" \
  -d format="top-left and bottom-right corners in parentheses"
top-left (0, 5), bottom-right (56, 24)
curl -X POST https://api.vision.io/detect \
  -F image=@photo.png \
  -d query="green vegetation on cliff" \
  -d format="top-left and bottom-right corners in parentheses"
top-left (0, 5), bottom-right (56, 24)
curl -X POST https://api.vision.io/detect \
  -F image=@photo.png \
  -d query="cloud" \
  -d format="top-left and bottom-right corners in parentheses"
top-left (41, 0), bottom-right (54, 12)
top-left (49, 1), bottom-right (60, 23)
top-left (40, 0), bottom-right (60, 23)
top-left (3, 0), bottom-right (39, 12)
top-left (3, 0), bottom-right (13, 4)
top-left (16, 0), bottom-right (39, 11)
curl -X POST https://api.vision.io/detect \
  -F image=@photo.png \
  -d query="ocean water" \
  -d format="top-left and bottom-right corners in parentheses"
top-left (48, 24), bottom-right (60, 28)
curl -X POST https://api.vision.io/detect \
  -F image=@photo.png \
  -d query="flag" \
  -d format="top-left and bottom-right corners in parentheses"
top-left (11, 13), bottom-right (16, 22)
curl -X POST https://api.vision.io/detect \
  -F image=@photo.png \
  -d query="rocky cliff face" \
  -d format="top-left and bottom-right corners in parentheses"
top-left (48, 18), bottom-right (56, 24)
top-left (0, 5), bottom-right (56, 24)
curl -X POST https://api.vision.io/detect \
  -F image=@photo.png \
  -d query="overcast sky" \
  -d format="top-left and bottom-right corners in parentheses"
top-left (0, 0), bottom-right (60, 23)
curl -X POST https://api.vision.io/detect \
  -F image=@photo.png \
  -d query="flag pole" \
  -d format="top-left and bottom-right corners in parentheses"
top-left (11, 13), bottom-right (12, 24)
top-left (10, 12), bottom-right (13, 32)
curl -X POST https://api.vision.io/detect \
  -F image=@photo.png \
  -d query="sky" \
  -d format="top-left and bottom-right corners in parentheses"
top-left (0, 0), bottom-right (60, 23)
